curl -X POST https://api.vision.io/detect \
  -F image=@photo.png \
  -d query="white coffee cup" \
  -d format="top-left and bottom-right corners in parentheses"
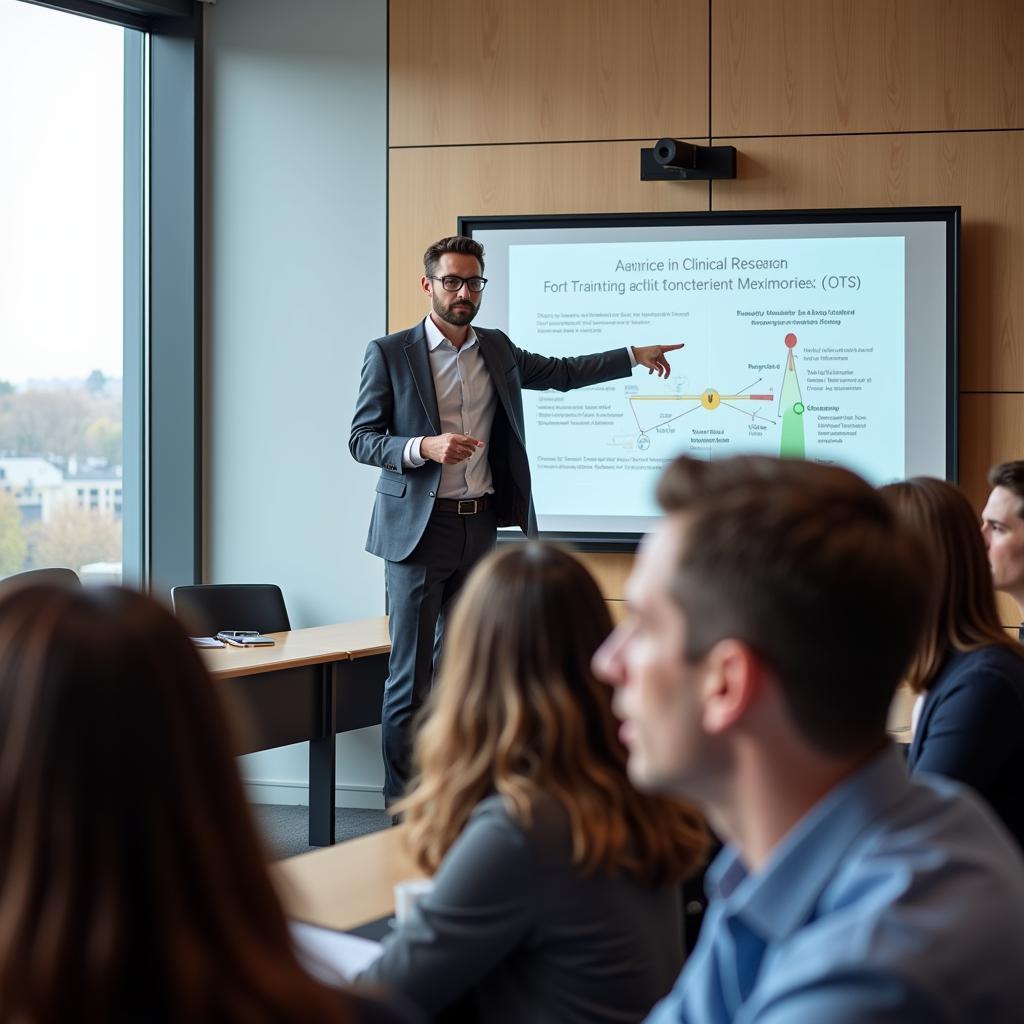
top-left (393, 878), bottom-right (434, 923)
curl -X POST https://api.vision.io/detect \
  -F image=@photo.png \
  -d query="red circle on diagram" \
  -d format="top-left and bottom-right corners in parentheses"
top-left (784, 333), bottom-right (798, 349)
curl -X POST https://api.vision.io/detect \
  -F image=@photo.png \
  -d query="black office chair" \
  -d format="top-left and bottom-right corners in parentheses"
top-left (0, 566), bottom-right (81, 596)
top-left (170, 583), bottom-right (291, 636)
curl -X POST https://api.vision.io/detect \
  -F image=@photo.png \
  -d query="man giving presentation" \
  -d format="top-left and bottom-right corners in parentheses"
top-left (349, 235), bottom-right (682, 804)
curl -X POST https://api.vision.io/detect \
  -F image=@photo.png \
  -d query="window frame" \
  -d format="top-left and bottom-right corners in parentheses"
top-left (20, 0), bottom-right (204, 594)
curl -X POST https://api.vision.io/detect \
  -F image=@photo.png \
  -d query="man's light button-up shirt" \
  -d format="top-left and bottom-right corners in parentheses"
top-left (403, 316), bottom-right (497, 500)
top-left (402, 317), bottom-right (639, 500)
top-left (645, 745), bottom-right (1024, 1023)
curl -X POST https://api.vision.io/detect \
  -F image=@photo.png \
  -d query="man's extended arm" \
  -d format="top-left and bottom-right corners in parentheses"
top-left (513, 342), bottom-right (683, 391)
top-left (513, 344), bottom-right (633, 392)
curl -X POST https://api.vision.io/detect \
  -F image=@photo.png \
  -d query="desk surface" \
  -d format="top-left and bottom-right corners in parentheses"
top-left (201, 617), bottom-right (390, 679)
top-left (273, 824), bottom-right (423, 932)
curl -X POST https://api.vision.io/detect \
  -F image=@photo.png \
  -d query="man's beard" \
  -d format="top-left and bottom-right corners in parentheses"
top-left (433, 293), bottom-right (478, 327)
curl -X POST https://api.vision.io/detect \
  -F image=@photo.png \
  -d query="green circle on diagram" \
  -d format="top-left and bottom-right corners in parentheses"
top-left (793, 402), bottom-right (805, 415)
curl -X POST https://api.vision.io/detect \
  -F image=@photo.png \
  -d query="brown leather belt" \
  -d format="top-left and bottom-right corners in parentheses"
top-left (434, 495), bottom-right (491, 515)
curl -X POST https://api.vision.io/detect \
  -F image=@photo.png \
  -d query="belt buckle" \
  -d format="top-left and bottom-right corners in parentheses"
top-left (457, 499), bottom-right (478, 515)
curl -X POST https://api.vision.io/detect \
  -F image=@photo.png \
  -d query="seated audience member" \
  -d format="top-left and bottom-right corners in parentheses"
top-left (361, 543), bottom-right (708, 1023)
top-left (883, 477), bottom-right (1024, 850)
top-left (0, 585), bottom-right (415, 1024)
top-left (982, 460), bottom-right (1024, 636)
top-left (594, 455), bottom-right (1024, 1024)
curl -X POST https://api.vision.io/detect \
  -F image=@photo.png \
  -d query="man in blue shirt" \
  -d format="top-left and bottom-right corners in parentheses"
top-left (594, 455), bottom-right (1024, 1023)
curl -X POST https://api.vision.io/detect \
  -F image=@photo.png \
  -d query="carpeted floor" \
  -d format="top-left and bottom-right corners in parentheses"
top-left (255, 804), bottom-right (391, 860)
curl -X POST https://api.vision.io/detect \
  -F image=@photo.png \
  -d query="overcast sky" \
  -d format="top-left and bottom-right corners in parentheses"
top-left (0, 0), bottom-right (125, 385)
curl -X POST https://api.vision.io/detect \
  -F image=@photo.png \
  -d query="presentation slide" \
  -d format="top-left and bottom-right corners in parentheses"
top-left (467, 212), bottom-right (955, 541)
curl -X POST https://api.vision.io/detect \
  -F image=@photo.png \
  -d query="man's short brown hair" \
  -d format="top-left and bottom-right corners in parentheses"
top-left (655, 456), bottom-right (930, 757)
top-left (988, 461), bottom-right (1024, 519)
top-left (423, 236), bottom-right (485, 279)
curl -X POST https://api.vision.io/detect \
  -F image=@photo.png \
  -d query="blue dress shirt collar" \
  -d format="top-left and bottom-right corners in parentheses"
top-left (707, 744), bottom-right (908, 944)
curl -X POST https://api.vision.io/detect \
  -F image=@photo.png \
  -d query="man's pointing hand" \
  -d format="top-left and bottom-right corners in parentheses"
top-left (631, 342), bottom-right (685, 378)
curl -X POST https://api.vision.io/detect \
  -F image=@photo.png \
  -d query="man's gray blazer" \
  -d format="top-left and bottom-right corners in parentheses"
top-left (349, 321), bottom-right (632, 562)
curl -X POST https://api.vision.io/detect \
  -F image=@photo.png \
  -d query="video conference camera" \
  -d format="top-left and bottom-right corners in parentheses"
top-left (640, 138), bottom-right (737, 181)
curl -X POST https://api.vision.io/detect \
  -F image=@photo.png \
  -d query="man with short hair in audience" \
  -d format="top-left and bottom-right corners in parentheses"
top-left (594, 455), bottom-right (1024, 1023)
top-left (982, 460), bottom-right (1024, 639)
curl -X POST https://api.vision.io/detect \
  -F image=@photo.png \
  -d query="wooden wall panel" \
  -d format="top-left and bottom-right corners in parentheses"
top-left (960, 393), bottom-right (1024, 511)
top-left (711, 132), bottom-right (1024, 392)
top-left (996, 593), bottom-right (1022, 629)
top-left (388, 140), bottom-right (710, 330)
top-left (389, 0), bottom-right (708, 147)
top-left (713, 0), bottom-right (1024, 137)
top-left (574, 551), bottom-right (633, 601)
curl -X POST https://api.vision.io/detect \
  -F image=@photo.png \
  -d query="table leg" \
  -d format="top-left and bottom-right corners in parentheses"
top-left (308, 661), bottom-right (337, 846)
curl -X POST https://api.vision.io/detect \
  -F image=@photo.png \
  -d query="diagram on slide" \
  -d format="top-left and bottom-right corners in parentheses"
top-left (626, 332), bottom-right (806, 458)
top-left (778, 333), bottom-right (805, 458)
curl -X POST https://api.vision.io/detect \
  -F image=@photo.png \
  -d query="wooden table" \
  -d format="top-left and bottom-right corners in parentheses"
top-left (273, 823), bottom-right (423, 932)
top-left (202, 617), bottom-right (391, 847)
top-left (271, 686), bottom-right (920, 931)
top-left (201, 615), bottom-right (913, 847)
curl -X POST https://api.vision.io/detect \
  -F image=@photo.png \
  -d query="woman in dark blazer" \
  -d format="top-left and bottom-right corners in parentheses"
top-left (883, 477), bottom-right (1024, 851)
top-left (361, 543), bottom-right (708, 1024)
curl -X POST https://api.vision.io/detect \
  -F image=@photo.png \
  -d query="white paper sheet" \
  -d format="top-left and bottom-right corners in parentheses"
top-left (290, 921), bottom-right (384, 984)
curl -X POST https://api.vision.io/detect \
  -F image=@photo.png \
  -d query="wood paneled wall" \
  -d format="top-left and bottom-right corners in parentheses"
top-left (389, 0), bottom-right (709, 147)
top-left (388, 0), bottom-right (1024, 615)
top-left (712, 0), bottom-right (1024, 136)
top-left (388, 140), bottom-right (711, 331)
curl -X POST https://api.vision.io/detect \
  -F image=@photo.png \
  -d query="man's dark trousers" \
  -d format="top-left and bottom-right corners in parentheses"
top-left (383, 504), bottom-right (497, 805)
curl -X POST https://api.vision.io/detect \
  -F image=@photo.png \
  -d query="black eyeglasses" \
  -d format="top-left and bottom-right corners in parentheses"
top-left (431, 275), bottom-right (488, 293)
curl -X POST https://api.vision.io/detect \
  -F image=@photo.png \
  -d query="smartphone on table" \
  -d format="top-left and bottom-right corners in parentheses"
top-left (216, 630), bottom-right (275, 647)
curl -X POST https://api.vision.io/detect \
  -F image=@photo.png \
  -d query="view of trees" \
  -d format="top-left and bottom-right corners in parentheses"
top-left (0, 492), bottom-right (27, 577)
top-left (31, 503), bottom-right (121, 571)
top-left (0, 377), bottom-right (122, 462)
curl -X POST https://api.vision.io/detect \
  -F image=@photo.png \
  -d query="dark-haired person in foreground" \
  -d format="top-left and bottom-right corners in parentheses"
top-left (883, 477), bottom-right (1024, 851)
top-left (0, 585), bottom-right (416, 1024)
top-left (594, 455), bottom-right (1024, 1023)
top-left (350, 234), bottom-right (683, 805)
top-left (982, 459), bottom-right (1024, 637)
top-left (360, 543), bottom-right (707, 1023)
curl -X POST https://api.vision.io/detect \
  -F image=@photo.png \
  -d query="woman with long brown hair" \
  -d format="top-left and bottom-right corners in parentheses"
top-left (361, 542), bottom-right (707, 1023)
top-left (0, 584), bottom-right (413, 1024)
top-left (882, 477), bottom-right (1024, 850)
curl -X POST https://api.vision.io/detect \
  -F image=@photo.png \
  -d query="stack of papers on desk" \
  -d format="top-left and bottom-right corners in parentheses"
top-left (291, 921), bottom-right (384, 983)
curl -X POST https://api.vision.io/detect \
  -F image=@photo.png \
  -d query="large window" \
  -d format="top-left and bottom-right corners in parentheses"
top-left (0, 0), bottom-right (142, 584)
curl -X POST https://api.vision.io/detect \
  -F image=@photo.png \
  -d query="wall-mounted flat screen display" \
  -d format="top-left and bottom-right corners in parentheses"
top-left (461, 208), bottom-right (959, 549)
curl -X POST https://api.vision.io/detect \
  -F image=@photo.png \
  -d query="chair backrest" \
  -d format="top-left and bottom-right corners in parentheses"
top-left (170, 584), bottom-right (291, 636)
top-left (0, 567), bottom-right (81, 597)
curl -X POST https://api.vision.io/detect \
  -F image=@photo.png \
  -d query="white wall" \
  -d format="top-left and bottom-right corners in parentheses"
top-left (204, 0), bottom-right (388, 807)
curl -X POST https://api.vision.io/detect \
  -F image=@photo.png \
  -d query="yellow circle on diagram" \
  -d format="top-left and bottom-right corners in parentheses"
top-left (701, 388), bottom-right (721, 410)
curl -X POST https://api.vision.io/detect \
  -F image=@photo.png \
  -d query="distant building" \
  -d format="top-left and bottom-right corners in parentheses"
top-left (0, 456), bottom-right (64, 523)
top-left (0, 456), bottom-right (123, 523)
top-left (62, 462), bottom-right (123, 518)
